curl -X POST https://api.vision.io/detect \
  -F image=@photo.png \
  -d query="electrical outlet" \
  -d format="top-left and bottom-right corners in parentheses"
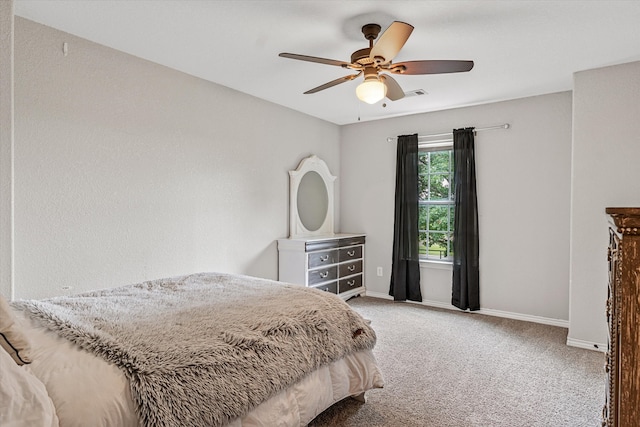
top-left (376, 267), bottom-right (383, 277)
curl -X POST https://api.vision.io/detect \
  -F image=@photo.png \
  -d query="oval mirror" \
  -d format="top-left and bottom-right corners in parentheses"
top-left (297, 171), bottom-right (328, 232)
top-left (288, 155), bottom-right (336, 238)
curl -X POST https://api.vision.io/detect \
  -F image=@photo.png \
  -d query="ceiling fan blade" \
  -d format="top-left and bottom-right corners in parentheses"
top-left (279, 53), bottom-right (350, 67)
top-left (380, 75), bottom-right (405, 101)
top-left (304, 73), bottom-right (362, 94)
top-left (370, 21), bottom-right (414, 64)
top-left (390, 60), bottom-right (474, 75)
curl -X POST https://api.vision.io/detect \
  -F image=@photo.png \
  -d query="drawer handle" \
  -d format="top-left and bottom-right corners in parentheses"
top-left (347, 280), bottom-right (355, 287)
top-left (319, 271), bottom-right (329, 279)
top-left (347, 265), bottom-right (356, 272)
top-left (347, 250), bottom-right (355, 257)
top-left (320, 255), bottom-right (329, 262)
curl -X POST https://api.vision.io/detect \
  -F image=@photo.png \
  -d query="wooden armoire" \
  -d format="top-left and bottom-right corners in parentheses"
top-left (603, 207), bottom-right (640, 426)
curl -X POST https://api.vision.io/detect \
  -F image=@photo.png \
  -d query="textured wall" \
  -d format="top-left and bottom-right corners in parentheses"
top-left (570, 60), bottom-right (640, 347)
top-left (13, 18), bottom-right (340, 299)
top-left (340, 92), bottom-right (573, 323)
top-left (0, 0), bottom-right (14, 299)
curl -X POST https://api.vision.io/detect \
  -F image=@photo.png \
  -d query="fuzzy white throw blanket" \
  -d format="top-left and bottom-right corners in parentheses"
top-left (14, 272), bottom-right (377, 427)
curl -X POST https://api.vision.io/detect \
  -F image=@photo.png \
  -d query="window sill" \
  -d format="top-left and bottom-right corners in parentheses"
top-left (419, 259), bottom-right (453, 270)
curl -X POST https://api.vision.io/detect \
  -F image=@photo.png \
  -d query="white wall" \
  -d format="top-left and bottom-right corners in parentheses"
top-left (340, 92), bottom-right (573, 323)
top-left (13, 18), bottom-right (340, 299)
top-left (569, 60), bottom-right (640, 347)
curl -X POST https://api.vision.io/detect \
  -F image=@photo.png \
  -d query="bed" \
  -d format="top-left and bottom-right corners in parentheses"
top-left (0, 272), bottom-right (384, 427)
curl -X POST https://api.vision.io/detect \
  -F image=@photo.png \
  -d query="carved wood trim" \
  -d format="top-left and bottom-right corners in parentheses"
top-left (605, 207), bottom-right (640, 426)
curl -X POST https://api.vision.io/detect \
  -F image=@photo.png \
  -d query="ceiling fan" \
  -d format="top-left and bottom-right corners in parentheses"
top-left (279, 21), bottom-right (474, 104)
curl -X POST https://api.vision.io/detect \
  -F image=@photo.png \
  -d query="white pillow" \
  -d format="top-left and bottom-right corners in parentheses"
top-left (0, 294), bottom-right (33, 365)
top-left (0, 345), bottom-right (59, 427)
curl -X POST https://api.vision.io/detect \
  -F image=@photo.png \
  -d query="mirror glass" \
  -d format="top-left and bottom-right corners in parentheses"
top-left (296, 171), bottom-right (328, 232)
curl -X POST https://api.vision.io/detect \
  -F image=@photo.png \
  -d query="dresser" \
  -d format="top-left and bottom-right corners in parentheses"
top-left (603, 208), bottom-right (640, 427)
top-left (277, 233), bottom-right (366, 300)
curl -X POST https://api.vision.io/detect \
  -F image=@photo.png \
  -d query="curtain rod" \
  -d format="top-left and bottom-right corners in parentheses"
top-left (386, 123), bottom-right (510, 143)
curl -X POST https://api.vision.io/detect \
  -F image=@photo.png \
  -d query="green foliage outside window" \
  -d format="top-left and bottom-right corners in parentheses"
top-left (418, 150), bottom-right (454, 260)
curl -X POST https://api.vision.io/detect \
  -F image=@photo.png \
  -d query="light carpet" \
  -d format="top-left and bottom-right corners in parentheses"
top-left (310, 296), bottom-right (605, 427)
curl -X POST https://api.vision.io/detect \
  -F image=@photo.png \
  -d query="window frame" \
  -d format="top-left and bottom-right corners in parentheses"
top-left (418, 143), bottom-right (455, 262)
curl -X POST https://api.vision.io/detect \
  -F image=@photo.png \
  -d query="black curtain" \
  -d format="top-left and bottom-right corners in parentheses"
top-left (452, 128), bottom-right (480, 311)
top-left (389, 134), bottom-right (422, 302)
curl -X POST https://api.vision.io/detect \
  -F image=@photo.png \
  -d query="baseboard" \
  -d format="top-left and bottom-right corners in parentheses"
top-left (364, 291), bottom-right (569, 328)
top-left (566, 337), bottom-right (606, 353)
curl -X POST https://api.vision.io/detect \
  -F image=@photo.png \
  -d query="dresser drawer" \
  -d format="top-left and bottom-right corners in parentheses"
top-left (306, 240), bottom-right (339, 252)
top-left (308, 266), bottom-right (338, 286)
top-left (339, 246), bottom-right (362, 262)
top-left (339, 236), bottom-right (365, 247)
top-left (339, 260), bottom-right (363, 277)
top-left (313, 281), bottom-right (338, 294)
top-left (339, 275), bottom-right (362, 293)
top-left (308, 249), bottom-right (337, 269)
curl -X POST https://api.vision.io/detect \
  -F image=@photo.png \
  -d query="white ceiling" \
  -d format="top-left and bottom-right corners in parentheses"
top-left (13, 0), bottom-right (640, 125)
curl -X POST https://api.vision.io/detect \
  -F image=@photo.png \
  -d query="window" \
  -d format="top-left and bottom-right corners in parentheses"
top-left (418, 147), bottom-right (454, 261)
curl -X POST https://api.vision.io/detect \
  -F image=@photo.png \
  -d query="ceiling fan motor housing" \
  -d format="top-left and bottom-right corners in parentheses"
top-left (351, 48), bottom-right (374, 65)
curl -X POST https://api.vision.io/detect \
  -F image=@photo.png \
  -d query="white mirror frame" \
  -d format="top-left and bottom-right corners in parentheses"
top-left (289, 155), bottom-right (336, 238)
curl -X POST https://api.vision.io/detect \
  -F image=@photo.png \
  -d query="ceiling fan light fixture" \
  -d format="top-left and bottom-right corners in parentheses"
top-left (356, 78), bottom-right (387, 104)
